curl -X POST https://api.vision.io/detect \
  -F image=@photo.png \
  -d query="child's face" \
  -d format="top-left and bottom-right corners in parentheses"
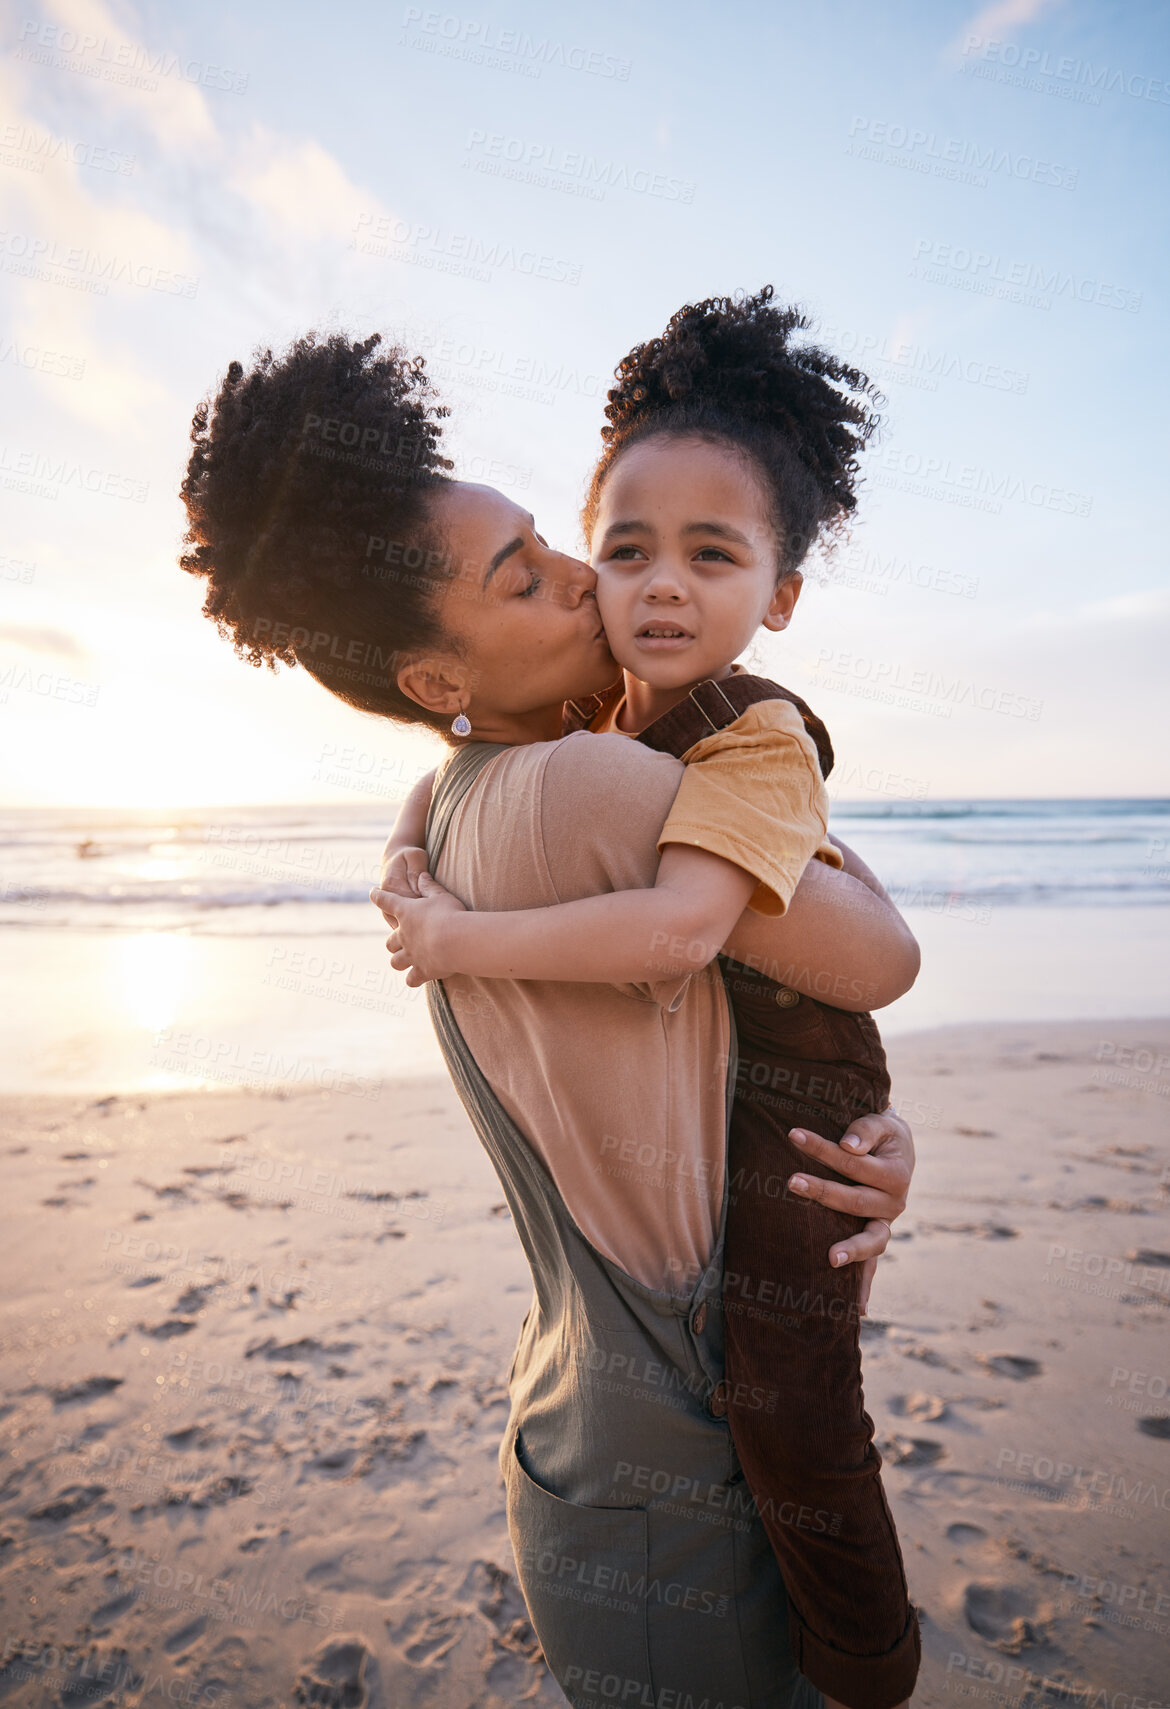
top-left (590, 436), bottom-right (801, 691)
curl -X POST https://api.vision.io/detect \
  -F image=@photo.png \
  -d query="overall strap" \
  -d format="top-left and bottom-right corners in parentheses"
top-left (425, 740), bottom-right (511, 866)
top-left (420, 735), bottom-right (721, 1315)
top-left (635, 674), bottom-right (835, 780)
top-left (422, 738), bottom-right (575, 1312)
top-left (561, 678), bottom-right (623, 736)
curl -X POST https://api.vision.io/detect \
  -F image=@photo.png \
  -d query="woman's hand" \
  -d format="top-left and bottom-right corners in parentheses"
top-left (370, 872), bottom-right (468, 986)
top-left (784, 1108), bottom-right (915, 1314)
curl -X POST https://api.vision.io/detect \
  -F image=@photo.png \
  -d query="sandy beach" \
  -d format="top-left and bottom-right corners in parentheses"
top-left (1, 1017), bottom-right (1167, 1708)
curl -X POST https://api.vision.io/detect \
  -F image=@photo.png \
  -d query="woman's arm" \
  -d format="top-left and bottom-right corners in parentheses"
top-left (372, 823), bottom-right (919, 1003)
top-left (827, 832), bottom-right (895, 905)
top-left (724, 854), bottom-right (920, 1011)
top-left (377, 842), bottom-right (757, 985)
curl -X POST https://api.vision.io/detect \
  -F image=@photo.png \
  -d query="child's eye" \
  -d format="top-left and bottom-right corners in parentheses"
top-left (518, 575), bottom-right (542, 598)
top-left (694, 547), bottom-right (733, 563)
top-left (607, 545), bottom-right (646, 562)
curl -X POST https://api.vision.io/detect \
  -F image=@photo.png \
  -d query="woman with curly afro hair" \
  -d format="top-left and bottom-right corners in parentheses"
top-left (180, 308), bottom-right (919, 1708)
top-left (385, 288), bottom-right (921, 1708)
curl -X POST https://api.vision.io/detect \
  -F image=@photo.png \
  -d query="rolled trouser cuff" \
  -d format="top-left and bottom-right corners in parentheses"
top-left (790, 1600), bottom-right (921, 1709)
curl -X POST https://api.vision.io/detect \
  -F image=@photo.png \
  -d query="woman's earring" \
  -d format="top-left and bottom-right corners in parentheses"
top-left (451, 702), bottom-right (471, 736)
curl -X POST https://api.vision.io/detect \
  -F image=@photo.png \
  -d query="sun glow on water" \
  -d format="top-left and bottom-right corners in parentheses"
top-left (116, 932), bottom-right (193, 1033)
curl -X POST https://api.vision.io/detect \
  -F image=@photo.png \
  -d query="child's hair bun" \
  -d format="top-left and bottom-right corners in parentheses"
top-left (589, 286), bottom-right (883, 568)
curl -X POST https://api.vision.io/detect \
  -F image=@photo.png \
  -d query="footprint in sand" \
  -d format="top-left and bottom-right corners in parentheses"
top-left (245, 1335), bottom-right (359, 1361)
top-left (50, 1375), bottom-right (123, 1405)
top-left (133, 1177), bottom-right (194, 1202)
top-left (963, 1581), bottom-right (1046, 1653)
top-left (92, 1589), bottom-right (138, 1628)
top-left (920, 1220), bottom-right (1018, 1239)
top-left (164, 1424), bottom-right (216, 1450)
top-left (307, 1447), bottom-right (357, 1475)
top-left (977, 1354), bottom-right (1043, 1380)
top-left (295, 1634), bottom-right (376, 1707)
top-left (878, 1434), bottom-right (947, 1467)
top-left (28, 1483), bottom-right (108, 1521)
top-left (389, 1609), bottom-right (462, 1666)
top-left (891, 1392), bottom-right (949, 1422)
top-left (163, 1615), bottom-right (207, 1655)
top-left (460, 1558), bottom-right (543, 1683)
top-left (946, 1522), bottom-right (988, 1546)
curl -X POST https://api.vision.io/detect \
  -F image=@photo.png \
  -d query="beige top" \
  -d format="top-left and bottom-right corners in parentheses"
top-left (430, 731), bottom-right (730, 1292)
top-left (593, 690), bottom-right (844, 912)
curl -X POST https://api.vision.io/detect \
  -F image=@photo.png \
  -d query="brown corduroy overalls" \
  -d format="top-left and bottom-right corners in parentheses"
top-left (563, 676), bottom-right (921, 1709)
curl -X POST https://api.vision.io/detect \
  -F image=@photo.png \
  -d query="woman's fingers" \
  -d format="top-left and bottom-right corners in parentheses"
top-left (789, 1172), bottom-right (902, 1222)
top-left (789, 1127), bottom-right (899, 1187)
top-left (827, 1219), bottom-right (890, 1273)
top-left (834, 1109), bottom-right (902, 1156)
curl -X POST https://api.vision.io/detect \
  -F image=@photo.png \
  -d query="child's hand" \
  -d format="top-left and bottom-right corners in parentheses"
top-left (369, 848), bottom-right (431, 931)
top-left (381, 872), bottom-right (468, 985)
top-left (380, 845), bottom-right (430, 898)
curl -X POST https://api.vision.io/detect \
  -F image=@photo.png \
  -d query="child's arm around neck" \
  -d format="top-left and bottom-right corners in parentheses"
top-left (382, 841), bottom-right (757, 986)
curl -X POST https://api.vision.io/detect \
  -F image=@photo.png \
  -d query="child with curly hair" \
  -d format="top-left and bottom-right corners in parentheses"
top-left (385, 287), bottom-right (921, 1709)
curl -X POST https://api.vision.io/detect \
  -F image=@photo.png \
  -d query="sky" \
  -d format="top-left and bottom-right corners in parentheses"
top-left (0, 0), bottom-right (1167, 807)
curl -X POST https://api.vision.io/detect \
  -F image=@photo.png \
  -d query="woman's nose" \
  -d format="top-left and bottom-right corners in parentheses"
top-left (553, 553), bottom-right (597, 606)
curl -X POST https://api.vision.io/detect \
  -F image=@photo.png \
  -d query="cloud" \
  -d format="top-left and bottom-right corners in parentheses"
top-left (0, 0), bottom-right (399, 425)
top-left (947, 0), bottom-right (1066, 61)
top-left (229, 128), bottom-right (380, 243)
top-left (34, 0), bottom-right (219, 149)
top-left (0, 623), bottom-right (89, 659)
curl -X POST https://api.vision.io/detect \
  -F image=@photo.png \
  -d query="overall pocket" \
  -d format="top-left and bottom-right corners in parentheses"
top-left (505, 1429), bottom-right (652, 1701)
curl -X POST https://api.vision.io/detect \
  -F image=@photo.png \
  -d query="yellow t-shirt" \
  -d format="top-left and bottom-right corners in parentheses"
top-left (592, 688), bottom-right (843, 915)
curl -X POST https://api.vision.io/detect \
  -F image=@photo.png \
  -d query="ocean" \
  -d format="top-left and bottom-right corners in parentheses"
top-left (2, 799), bottom-right (1167, 1095)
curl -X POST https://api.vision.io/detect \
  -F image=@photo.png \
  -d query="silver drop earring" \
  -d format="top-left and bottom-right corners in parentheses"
top-left (451, 702), bottom-right (471, 737)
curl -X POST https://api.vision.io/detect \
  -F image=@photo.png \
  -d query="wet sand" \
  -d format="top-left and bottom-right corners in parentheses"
top-left (0, 1018), bottom-right (1167, 1707)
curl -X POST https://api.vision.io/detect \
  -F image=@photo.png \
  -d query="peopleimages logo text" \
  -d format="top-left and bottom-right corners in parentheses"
top-left (401, 10), bottom-right (630, 79)
top-left (962, 34), bottom-right (1170, 104)
top-left (848, 117), bottom-right (1078, 189)
top-left (912, 238), bottom-right (1141, 313)
top-left (15, 19), bottom-right (248, 91)
top-left (464, 131), bottom-right (695, 203)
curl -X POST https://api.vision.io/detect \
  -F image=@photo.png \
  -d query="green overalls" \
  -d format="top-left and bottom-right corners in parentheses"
top-left (425, 742), bottom-right (824, 1709)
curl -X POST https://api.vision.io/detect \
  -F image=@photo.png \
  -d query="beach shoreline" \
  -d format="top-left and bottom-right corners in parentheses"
top-left (1, 1017), bottom-right (1167, 1706)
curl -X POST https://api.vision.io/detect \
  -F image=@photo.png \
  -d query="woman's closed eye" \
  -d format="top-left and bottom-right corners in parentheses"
top-left (517, 574), bottom-right (543, 598)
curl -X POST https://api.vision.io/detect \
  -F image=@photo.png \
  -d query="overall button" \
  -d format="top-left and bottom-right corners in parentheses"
top-left (691, 1302), bottom-right (707, 1336)
top-left (775, 987), bottom-right (800, 1008)
top-left (708, 1380), bottom-right (729, 1419)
